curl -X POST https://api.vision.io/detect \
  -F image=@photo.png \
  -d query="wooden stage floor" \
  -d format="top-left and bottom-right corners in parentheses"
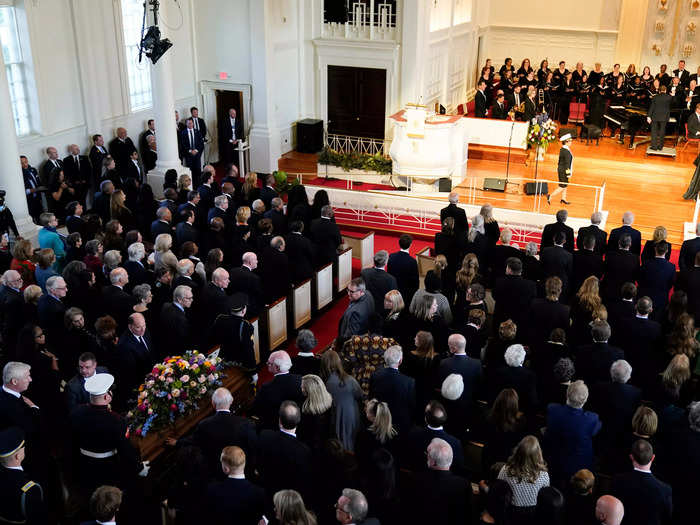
top-left (279, 137), bottom-right (699, 246)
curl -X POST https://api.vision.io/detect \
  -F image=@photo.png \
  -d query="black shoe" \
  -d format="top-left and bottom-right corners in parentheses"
top-left (561, 199), bottom-right (570, 205)
top-left (546, 194), bottom-right (551, 205)
top-left (628, 145), bottom-right (634, 149)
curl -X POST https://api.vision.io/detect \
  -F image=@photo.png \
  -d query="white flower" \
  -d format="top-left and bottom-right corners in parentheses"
top-left (180, 375), bottom-right (190, 383)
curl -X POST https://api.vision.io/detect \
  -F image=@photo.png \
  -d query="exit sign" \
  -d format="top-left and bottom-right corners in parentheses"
top-left (218, 72), bottom-right (229, 80)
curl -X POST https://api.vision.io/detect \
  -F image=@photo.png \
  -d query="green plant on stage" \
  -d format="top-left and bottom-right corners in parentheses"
top-left (272, 170), bottom-right (300, 196)
top-left (318, 146), bottom-right (392, 174)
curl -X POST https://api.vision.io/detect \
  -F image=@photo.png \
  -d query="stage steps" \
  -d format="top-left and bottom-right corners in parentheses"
top-left (278, 151), bottom-right (319, 174)
top-left (468, 144), bottom-right (528, 164)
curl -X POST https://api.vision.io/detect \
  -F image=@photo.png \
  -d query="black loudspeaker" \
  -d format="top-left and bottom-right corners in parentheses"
top-left (297, 119), bottom-right (324, 153)
top-left (483, 178), bottom-right (506, 192)
top-left (525, 182), bottom-right (549, 195)
top-left (438, 178), bottom-right (452, 192)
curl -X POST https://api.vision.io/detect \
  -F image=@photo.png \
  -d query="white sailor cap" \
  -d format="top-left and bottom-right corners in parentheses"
top-left (560, 133), bottom-right (572, 142)
top-left (84, 373), bottom-right (115, 396)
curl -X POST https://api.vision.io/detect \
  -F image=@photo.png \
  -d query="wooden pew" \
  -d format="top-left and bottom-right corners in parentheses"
top-left (289, 279), bottom-right (312, 329)
top-left (342, 230), bottom-right (375, 270)
top-left (250, 317), bottom-right (260, 364)
top-left (337, 246), bottom-right (353, 294)
top-left (314, 262), bottom-right (333, 310)
top-left (416, 246), bottom-right (435, 278)
top-left (265, 297), bottom-right (287, 351)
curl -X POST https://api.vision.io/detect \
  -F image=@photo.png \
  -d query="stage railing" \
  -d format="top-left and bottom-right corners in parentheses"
top-left (325, 133), bottom-right (391, 157)
top-left (462, 176), bottom-right (607, 215)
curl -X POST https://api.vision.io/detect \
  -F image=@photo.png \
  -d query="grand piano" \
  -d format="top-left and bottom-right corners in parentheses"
top-left (604, 104), bottom-right (681, 150)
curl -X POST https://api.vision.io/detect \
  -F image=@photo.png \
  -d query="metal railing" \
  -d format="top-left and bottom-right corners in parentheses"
top-left (322, 0), bottom-right (399, 41)
top-left (325, 133), bottom-right (391, 157)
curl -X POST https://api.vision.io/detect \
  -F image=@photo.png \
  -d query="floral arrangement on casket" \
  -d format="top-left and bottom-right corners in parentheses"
top-left (127, 350), bottom-right (224, 437)
top-left (527, 113), bottom-right (558, 150)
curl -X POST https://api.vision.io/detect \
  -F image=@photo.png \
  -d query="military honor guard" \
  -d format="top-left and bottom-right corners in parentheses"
top-left (548, 133), bottom-right (574, 205)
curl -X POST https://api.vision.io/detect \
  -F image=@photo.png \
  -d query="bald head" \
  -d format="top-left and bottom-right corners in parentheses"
top-left (448, 333), bottom-right (466, 355)
top-left (595, 496), bottom-right (624, 525)
top-left (448, 192), bottom-right (459, 204)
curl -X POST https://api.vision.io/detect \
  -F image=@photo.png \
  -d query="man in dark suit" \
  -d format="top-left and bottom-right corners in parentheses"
top-left (150, 207), bottom-right (173, 242)
top-left (506, 83), bottom-right (525, 113)
top-left (606, 282), bottom-right (637, 333)
top-left (89, 134), bottom-right (109, 189)
top-left (576, 211), bottom-right (607, 254)
top-left (440, 193), bottom-right (469, 237)
top-left (676, 251), bottom-right (700, 318)
top-left (40, 146), bottom-right (63, 186)
top-left (664, 402), bottom-right (700, 524)
top-left (263, 197), bottom-right (287, 235)
top-left (387, 233), bottom-right (419, 304)
top-left (101, 268), bottom-right (136, 330)
top-left (179, 118), bottom-right (205, 187)
top-left (602, 234), bottom-right (640, 301)
top-left (573, 234), bottom-right (604, 292)
top-left (403, 438), bottom-right (472, 525)
top-left (611, 439), bottom-right (672, 525)
top-left (200, 271), bottom-right (232, 328)
top-left (124, 150), bottom-right (143, 183)
top-left (197, 169), bottom-right (216, 213)
top-left (540, 231), bottom-right (574, 297)
top-left (0, 363), bottom-right (40, 444)
top-left (123, 242), bottom-right (149, 291)
top-left (64, 352), bottom-right (108, 413)
top-left (229, 252), bottom-right (263, 318)
top-left (310, 205), bottom-right (342, 267)
top-left (541, 209), bottom-right (575, 252)
top-left (115, 312), bottom-right (154, 396)
top-left (401, 401), bottom-right (465, 473)
top-left (207, 194), bottom-right (233, 232)
top-left (0, 271), bottom-right (25, 352)
top-left (20, 156), bottom-right (43, 223)
top-left (489, 229), bottom-right (525, 281)
top-left (252, 350), bottom-right (304, 430)
top-left (493, 257), bottom-right (537, 331)
top-left (475, 80), bottom-right (489, 117)
top-left (638, 243), bottom-right (675, 319)
top-left (488, 344), bottom-right (539, 413)
top-left (285, 221), bottom-right (314, 285)
top-left (647, 84), bottom-right (672, 150)
top-left (92, 180), bottom-right (113, 225)
top-left (612, 297), bottom-right (662, 393)
top-left (528, 276), bottom-right (570, 346)
top-left (259, 236), bottom-right (290, 305)
top-left (37, 276), bottom-right (67, 339)
top-left (335, 489), bottom-right (383, 525)
top-left (679, 223), bottom-right (700, 270)
top-left (108, 127), bottom-right (137, 173)
top-left (62, 144), bottom-right (91, 204)
top-left (589, 359), bottom-right (641, 449)
top-left (673, 59), bottom-right (690, 86)
top-left (189, 106), bottom-right (207, 138)
top-left (369, 346), bottom-right (416, 434)
top-left (173, 388), bottom-right (258, 478)
top-left (361, 249), bottom-right (398, 315)
top-left (205, 446), bottom-right (265, 524)
top-left (607, 212), bottom-right (642, 256)
top-left (219, 107), bottom-right (244, 166)
top-left (175, 209), bottom-right (199, 248)
top-left (575, 320), bottom-right (625, 384)
top-left (687, 103), bottom-right (700, 139)
top-left (209, 293), bottom-right (257, 372)
top-left (491, 91), bottom-right (508, 119)
top-left (158, 285), bottom-right (194, 356)
top-left (257, 401), bottom-right (312, 499)
top-left (259, 173), bottom-right (278, 211)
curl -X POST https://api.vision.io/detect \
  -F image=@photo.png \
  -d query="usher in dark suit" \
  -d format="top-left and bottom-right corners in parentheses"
top-left (387, 249), bottom-right (420, 304)
top-left (576, 224), bottom-right (607, 254)
top-left (608, 225), bottom-right (642, 256)
top-left (369, 366), bottom-right (416, 434)
top-left (251, 373), bottom-right (304, 430)
top-left (440, 203), bottom-right (469, 237)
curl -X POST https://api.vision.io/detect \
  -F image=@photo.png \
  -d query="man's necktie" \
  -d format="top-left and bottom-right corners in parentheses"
top-left (139, 336), bottom-right (148, 352)
top-left (189, 130), bottom-right (194, 150)
top-left (74, 156), bottom-right (79, 170)
top-left (193, 119), bottom-right (199, 131)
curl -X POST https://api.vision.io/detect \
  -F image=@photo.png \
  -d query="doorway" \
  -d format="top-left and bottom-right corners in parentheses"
top-left (215, 90), bottom-right (243, 166)
top-left (327, 65), bottom-right (387, 139)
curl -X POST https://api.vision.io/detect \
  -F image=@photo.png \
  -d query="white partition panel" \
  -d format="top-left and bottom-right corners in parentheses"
top-left (266, 298), bottom-right (287, 351)
top-left (315, 263), bottom-right (333, 310)
top-left (343, 231), bottom-right (375, 270)
top-left (293, 280), bottom-right (312, 329)
top-left (251, 318), bottom-right (260, 364)
top-left (337, 248), bottom-right (352, 293)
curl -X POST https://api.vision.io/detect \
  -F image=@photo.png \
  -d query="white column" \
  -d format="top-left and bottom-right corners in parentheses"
top-left (0, 46), bottom-right (37, 241)
top-left (148, 1), bottom-right (189, 197)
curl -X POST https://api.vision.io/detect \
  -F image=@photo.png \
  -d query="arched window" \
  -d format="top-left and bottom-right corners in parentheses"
top-left (121, 0), bottom-right (152, 112)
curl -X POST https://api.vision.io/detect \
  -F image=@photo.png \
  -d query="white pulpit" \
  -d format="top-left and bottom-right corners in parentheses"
top-left (389, 107), bottom-right (468, 192)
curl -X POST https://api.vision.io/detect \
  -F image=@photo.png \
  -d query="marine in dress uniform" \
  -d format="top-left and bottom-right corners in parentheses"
top-left (0, 427), bottom-right (47, 524)
top-left (210, 293), bottom-right (257, 375)
top-left (548, 133), bottom-right (574, 205)
top-left (68, 374), bottom-right (147, 493)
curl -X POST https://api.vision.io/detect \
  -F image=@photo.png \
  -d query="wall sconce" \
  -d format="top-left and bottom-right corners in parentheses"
top-left (659, 0), bottom-right (669, 11)
top-left (652, 43), bottom-right (663, 56)
top-left (655, 20), bottom-right (666, 32)
top-left (692, 0), bottom-right (700, 12)
top-left (688, 21), bottom-right (697, 36)
top-left (683, 43), bottom-right (696, 57)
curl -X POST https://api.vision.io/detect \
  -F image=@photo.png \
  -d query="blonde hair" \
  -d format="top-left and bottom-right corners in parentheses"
top-left (236, 206), bottom-right (251, 223)
top-left (668, 313), bottom-right (699, 359)
top-left (110, 189), bottom-right (127, 218)
top-left (301, 375), bottom-right (332, 415)
top-left (177, 174), bottom-right (192, 192)
top-left (505, 435), bottom-right (547, 483)
top-left (576, 276), bottom-right (602, 313)
top-left (433, 255), bottom-right (447, 278)
top-left (384, 290), bottom-right (404, 317)
top-left (220, 445), bottom-right (245, 470)
top-left (456, 253), bottom-right (479, 291)
top-left (366, 399), bottom-right (397, 444)
top-left (652, 226), bottom-right (668, 243)
top-left (480, 203), bottom-right (496, 223)
top-left (273, 490), bottom-right (317, 525)
top-left (632, 406), bottom-right (658, 437)
top-left (154, 233), bottom-right (172, 253)
top-left (23, 284), bottom-right (42, 305)
top-left (413, 331), bottom-right (436, 360)
top-left (242, 172), bottom-right (258, 199)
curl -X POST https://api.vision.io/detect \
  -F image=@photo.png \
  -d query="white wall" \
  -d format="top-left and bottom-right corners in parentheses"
top-left (12, 0), bottom-right (197, 171)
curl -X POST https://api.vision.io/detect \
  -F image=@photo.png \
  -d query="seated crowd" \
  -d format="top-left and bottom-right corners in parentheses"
top-left (0, 150), bottom-right (699, 524)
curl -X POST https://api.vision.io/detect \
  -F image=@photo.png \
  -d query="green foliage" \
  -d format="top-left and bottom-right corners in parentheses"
top-left (272, 170), bottom-right (300, 196)
top-left (317, 146), bottom-right (392, 174)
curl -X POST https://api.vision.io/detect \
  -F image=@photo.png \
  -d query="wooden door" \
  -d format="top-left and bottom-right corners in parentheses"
top-left (327, 65), bottom-right (386, 139)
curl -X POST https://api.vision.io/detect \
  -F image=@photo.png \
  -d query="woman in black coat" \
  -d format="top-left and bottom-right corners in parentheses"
top-left (641, 225), bottom-right (672, 263)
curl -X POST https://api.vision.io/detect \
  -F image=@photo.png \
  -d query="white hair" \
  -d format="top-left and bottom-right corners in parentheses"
top-left (109, 268), bottom-right (127, 285)
top-left (384, 345), bottom-right (403, 367)
top-left (127, 242), bottom-right (145, 261)
top-left (622, 211), bottom-right (634, 225)
top-left (504, 344), bottom-right (526, 367)
top-left (173, 285), bottom-right (191, 302)
top-left (448, 192), bottom-right (459, 204)
top-left (270, 350), bottom-right (292, 372)
top-left (211, 387), bottom-right (233, 410)
top-left (1, 270), bottom-right (20, 285)
top-left (427, 437), bottom-right (453, 469)
top-left (2, 362), bottom-right (30, 385)
top-left (45, 276), bottom-right (65, 292)
top-left (177, 259), bottom-right (194, 276)
top-left (610, 359), bottom-right (632, 384)
top-left (341, 489), bottom-right (369, 522)
top-left (214, 194), bottom-right (228, 207)
top-left (689, 401), bottom-right (700, 432)
top-left (441, 373), bottom-right (464, 401)
top-left (591, 212), bottom-right (602, 225)
top-left (566, 380), bottom-right (589, 409)
top-left (252, 199), bottom-right (265, 212)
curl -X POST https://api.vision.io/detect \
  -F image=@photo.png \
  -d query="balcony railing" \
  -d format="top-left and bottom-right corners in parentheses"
top-left (326, 133), bottom-right (391, 157)
top-left (322, 0), bottom-right (399, 42)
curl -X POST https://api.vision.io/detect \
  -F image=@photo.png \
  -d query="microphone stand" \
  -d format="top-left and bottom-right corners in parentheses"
top-left (505, 119), bottom-right (515, 187)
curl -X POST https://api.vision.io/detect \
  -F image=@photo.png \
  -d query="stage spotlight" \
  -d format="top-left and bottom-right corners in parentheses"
top-left (140, 25), bottom-right (172, 65)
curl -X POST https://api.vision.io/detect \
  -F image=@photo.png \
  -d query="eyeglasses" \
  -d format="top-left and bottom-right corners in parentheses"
top-left (334, 503), bottom-right (350, 515)
top-left (347, 288), bottom-right (360, 294)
